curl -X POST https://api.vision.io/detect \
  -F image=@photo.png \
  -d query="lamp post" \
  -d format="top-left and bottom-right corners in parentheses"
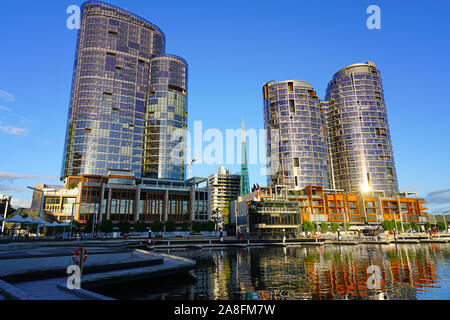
top-left (442, 210), bottom-right (449, 234)
top-left (91, 204), bottom-right (105, 240)
top-left (70, 202), bottom-right (82, 239)
top-left (1, 195), bottom-right (11, 234)
top-left (187, 158), bottom-right (198, 180)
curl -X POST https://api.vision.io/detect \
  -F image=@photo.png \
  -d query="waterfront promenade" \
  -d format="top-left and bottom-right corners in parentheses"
top-left (0, 233), bottom-right (448, 300)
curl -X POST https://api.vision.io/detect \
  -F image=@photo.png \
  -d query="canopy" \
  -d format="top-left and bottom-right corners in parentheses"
top-left (5, 215), bottom-right (26, 223)
top-left (23, 217), bottom-right (38, 224)
top-left (47, 222), bottom-right (61, 227)
top-left (59, 222), bottom-right (71, 227)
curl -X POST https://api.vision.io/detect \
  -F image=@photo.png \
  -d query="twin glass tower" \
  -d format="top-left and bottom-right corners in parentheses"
top-left (263, 62), bottom-right (399, 196)
top-left (61, 1), bottom-right (187, 181)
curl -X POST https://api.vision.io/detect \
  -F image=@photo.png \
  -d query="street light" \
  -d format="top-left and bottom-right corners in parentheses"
top-left (1, 195), bottom-right (12, 234)
top-left (187, 158), bottom-right (198, 180)
top-left (70, 202), bottom-right (82, 238)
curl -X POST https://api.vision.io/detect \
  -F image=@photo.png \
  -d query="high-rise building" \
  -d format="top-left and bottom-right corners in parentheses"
top-left (143, 55), bottom-right (188, 180)
top-left (240, 121), bottom-right (250, 196)
top-left (208, 166), bottom-right (241, 220)
top-left (325, 62), bottom-right (399, 195)
top-left (61, 1), bottom-right (187, 181)
top-left (262, 80), bottom-right (330, 189)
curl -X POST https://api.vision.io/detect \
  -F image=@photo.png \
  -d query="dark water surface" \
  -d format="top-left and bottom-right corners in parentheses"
top-left (93, 244), bottom-right (450, 300)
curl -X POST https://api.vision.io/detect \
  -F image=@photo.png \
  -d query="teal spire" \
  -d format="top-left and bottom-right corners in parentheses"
top-left (240, 121), bottom-right (250, 196)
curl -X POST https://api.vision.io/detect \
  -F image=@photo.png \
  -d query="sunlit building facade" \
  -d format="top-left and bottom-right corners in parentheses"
top-left (325, 62), bottom-right (399, 196)
top-left (143, 55), bottom-right (188, 180)
top-left (262, 80), bottom-right (330, 189)
top-left (61, 1), bottom-right (188, 182)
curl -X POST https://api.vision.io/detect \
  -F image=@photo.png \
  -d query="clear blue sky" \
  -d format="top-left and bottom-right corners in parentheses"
top-left (0, 0), bottom-right (449, 213)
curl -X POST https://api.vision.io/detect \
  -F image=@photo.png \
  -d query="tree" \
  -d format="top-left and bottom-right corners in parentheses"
top-left (395, 221), bottom-right (403, 231)
top-left (151, 220), bottom-right (163, 232)
top-left (382, 220), bottom-right (395, 231)
top-left (100, 219), bottom-right (114, 233)
top-left (424, 222), bottom-right (431, 231)
top-left (403, 223), bottom-right (411, 231)
top-left (134, 220), bottom-right (147, 233)
top-left (118, 221), bottom-right (130, 234)
top-left (192, 222), bottom-right (202, 233)
top-left (165, 220), bottom-right (176, 232)
top-left (182, 222), bottom-right (190, 231)
top-left (320, 222), bottom-right (328, 233)
top-left (330, 222), bottom-right (340, 232)
top-left (206, 221), bottom-right (216, 232)
top-left (410, 221), bottom-right (419, 232)
top-left (437, 221), bottom-right (447, 231)
top-left (84, 218), bottom-right (93, 233)
top-left (341, 222), bottom-right (350, 231)
top-left (302, 221), bottom-right (317, 232)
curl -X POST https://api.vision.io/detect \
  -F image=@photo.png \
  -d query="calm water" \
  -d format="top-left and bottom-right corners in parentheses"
top-left (93, 244), bottom-right (450, 300)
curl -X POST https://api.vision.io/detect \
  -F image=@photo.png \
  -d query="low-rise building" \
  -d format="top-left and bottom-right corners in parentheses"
top-left (232, 185), bottom-right (428, 239)
top-left (31, 170), bottom-right (210, 227)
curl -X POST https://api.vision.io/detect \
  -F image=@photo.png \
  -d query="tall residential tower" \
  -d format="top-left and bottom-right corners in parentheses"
top-left (262, 80), bottom-right (330, 189)
top-left (325, 62), bottom-right (399, 195)
top-left (61, 1), bottom-right (187, 181)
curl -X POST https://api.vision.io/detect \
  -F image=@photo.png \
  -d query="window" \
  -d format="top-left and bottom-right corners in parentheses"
top-left (288, 82), bottom-right (294, 92)
top-left (295, 176), bottom-right (298, 186)
top-left (103, 92), bottom-right (113, 106)
top-left (108, 31), bottom-right (118, 36)
top-left (289, 100), bottom-right (295, 113)
top-left (115, 67), bottom-right (122, 76)
top-left (107, 52), bottom-right (116, 57)
top-left (84, 128), bottom-right (92, 134)
top-left (386, 167), bottom-right (394, 176)
top-left (293, 158), bottom-right (300, 168)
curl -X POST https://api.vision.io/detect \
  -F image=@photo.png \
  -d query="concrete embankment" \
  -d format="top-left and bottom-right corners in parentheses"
top-left (0, 245), bottom-right (195, 300)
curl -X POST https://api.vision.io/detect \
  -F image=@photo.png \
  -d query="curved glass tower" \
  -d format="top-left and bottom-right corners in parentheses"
top-left (143, 55), bottom-right (188, 180)
top-left (263, 80), bottom-right (330, 189)
top-left (61, 1), bottom-right (166, 179)
top-left (325, 61), bottom-right (399, 195)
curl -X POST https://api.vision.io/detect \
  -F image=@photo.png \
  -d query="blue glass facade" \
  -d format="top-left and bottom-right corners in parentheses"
top-left (61, 2), bottom-right (188, 181)
top-left (143, 55), bottom-right (188, 180)
top-left (263, 80), bottom-right (330, 189)
top-left (325, 62), bottom-right (399, 195)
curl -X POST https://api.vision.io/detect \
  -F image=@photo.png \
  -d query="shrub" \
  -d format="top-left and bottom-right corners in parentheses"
top-left (182, 222), bottom-right (190, 231)
top-left (165, 220), bottom-right (176, 232)
top-left (100, 219), bottom-right (114, 233)
top-left (402, 223), bottom-right (411, 231)
top-left (382, 220), bottom-right (395, 231)
top-left (330, 222), bottom-right (340, 232)
top-left (437, 221), bottom-right (447, 231)
top-left (320, 222), bottom-right (328, 233)
top-left (151, 220), bottom-right (163, 232)
top-left (206, 221), bottom-right (216, 232)
top-left (341, 222), bottom-right (350, 231)
top-left (118, 221), bottom-right (131, 234)
top-left (410, 221), bottom-right (419, 232)
top-left (192, 222), bottom-right (202, 233)
top-left (84, 218), bottom-right (93, 233)
top-left (134, 220), bottom-right (147, 233)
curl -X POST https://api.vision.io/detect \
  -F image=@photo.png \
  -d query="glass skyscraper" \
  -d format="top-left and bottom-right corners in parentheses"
top-left (143, 55), bottom-right (188, 180)
top-left (262, 80), bottom-right (330, 189)
top-left (61, 1), bottom-right (187, 181)
top-left (325, 61), bottom-right (399, 196)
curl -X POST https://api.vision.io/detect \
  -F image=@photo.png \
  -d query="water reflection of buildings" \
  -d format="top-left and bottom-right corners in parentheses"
top-left (181, 244), bottom-right (441, 301)
top-left (301, 245), bottom-right (439, 300)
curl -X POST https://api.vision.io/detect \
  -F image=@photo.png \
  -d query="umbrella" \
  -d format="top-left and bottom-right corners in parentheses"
top-left (48, 222), bottom-right (61, 227)
top-left (23, 217), bottom-right (38, 224)
top-left (5, 215), bottom-right (26, 223)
